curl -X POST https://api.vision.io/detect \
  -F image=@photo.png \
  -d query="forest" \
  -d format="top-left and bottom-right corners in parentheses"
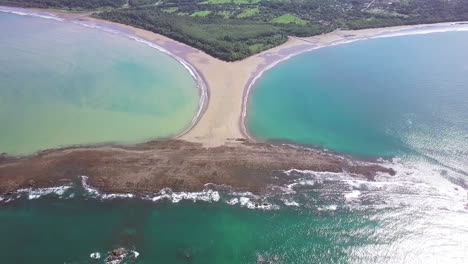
top-left (0, 0), bottom-right (125, 9)
top-left (2, 0), bottom-right (468, 60)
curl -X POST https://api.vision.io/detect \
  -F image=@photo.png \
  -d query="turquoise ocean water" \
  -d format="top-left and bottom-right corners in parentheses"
top-left (1, 12), bottom-right (468, 264)
top-left (248, 32), bottom-right (468, 163)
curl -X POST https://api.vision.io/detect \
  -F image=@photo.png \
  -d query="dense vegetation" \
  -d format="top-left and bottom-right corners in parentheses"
top-left (2, 0), bottom-right (468, 60)
top-left (0, 0), bottom-right (125, 9)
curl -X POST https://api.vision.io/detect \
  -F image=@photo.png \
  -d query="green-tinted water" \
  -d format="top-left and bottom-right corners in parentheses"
top-left (1, 12), bottom-right (468, 264)
top-left (0, 12), bottom-right (199, 155)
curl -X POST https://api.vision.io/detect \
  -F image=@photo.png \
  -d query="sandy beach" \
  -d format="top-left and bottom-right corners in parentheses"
top-left (2, 5), bottom-right (467, 147)
top-left (1, 6), bottom-right (468, 197)
top-left (80, 17), bottom-right (468, 147)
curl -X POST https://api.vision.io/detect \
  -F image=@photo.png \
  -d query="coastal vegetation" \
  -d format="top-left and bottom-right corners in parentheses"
top-left (0, 0), bottom-right (125, 9)
top-left (1, 0), bottom-right (468, 60)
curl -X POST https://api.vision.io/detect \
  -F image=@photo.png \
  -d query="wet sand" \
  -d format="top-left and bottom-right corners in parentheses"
top-left (78, 17), bottom-right (468, 146)
top-left (0, 6), bottom-right (466, 196)
top-left (3, 6), bottom-right (467, 146)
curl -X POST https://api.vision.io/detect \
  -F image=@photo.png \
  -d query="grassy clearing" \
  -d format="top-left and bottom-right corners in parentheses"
top-left (248, 43), bottom-right (267, 53)
top-left (237, 7), bottom-right (259, 18)
top-left (271, 14), bottom-right (307, 25)
top-left (190, 10), bottom-right (212, 17)
top-left (162, 7), bottom-right (178, 13)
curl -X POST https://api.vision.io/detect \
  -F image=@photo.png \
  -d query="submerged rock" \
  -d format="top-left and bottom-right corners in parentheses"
top-left (105, 248), bottom-right (129, 264)
top-left (257, 254), bottom-right (279, 264)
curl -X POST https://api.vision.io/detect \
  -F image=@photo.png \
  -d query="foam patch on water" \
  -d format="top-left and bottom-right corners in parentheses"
top-left (78, 176), bottom-right (283, 209)
top-left (375, 158), bottom-right (468, 212)
top-left (317, 204), bottom-right (338, 211)
top-left (344, 190), bottom-right (361, 201)
top-left (280, 158), bottom-right (468, 212)
top-left (15, 186), bottom-right (72, 200)
top-left (80, 176), bottom-right (137, 200)
top-left (282, 199), bottom-right (300, 207)
top-left (81, 176), bottom-right (100, 196)
top-left (90, 252), bottom-right (101, 259)
top-left (144, 188), bottom-right (220, 203)
top-left (238, 196), bottom-right (280, 210)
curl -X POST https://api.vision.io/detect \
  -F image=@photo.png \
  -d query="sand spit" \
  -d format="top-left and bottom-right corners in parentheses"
top-left (2, 6), bottom-right (467, 147)
top-left (1, 6), bottom-right (467, 197)
top-left (0, 140), bottom-right (395, 196)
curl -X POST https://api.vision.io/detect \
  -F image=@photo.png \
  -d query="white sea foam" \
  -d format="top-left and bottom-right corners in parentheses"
top-left (132, 250), bottom-right (139, 258)
top-left (101, 193), bottom-right (134, 199)
top-left (90, 252), bottom-right (101, 259)
top-left (80, 176), bottom-right (137, 200)
top-left (282, 199), bottom-right (300, 207)
top-left (344, 190), bottom-right (361, 201)
top-left (227, 198), bottom-right (239, 205)
top-left (16, 186), bottom-right (72, 200)
top-left (81, 176), bottom-right (100, 196)
top-left (145, 188), bottom-right (220, 203)
top-left (317, 204), bottom-right (338, 211)
top-left (375, 158), bottom-right (468, 212)
top-left (238, 196), bottom-right (280, 210)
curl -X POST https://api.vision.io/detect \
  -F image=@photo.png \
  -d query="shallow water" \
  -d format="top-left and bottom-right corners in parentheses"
top-left (0, 12), bottom-right (199, 155)
top-left (1, 162), bottom-right (467, 264)
top-left (1, 13), bottom-right (468, 264)
top-left (247, 32), bottom-right (468, 167)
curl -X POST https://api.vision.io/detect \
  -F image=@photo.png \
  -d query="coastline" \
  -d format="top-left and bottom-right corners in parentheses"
top-left (0, 140), bottom-right (396, 200)
top-left (2, 6), bottom-right (468, 147)
top-left (0, 6), bottom-right (467, 199)
top-left (239, 21), bottom-right (468, 141)
top-left (0, 5), bottom-right (209, 142)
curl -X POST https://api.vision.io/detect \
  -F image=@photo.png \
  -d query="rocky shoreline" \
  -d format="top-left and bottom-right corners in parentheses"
top-left (0, 140), bottom-right (394, 196)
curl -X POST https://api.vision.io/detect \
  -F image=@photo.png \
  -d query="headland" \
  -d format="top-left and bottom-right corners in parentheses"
top-left (1, 6), bottom-right (467, 197)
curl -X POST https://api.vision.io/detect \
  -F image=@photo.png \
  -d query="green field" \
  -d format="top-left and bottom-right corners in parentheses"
top-left (2, 0), bottom-right (468, 61)
top-left (162, 7), bottom-right (178, 13)
top-left (271, 14), bottom-right (307, 25)
top-left (190, 10), bottom-right (211, 17)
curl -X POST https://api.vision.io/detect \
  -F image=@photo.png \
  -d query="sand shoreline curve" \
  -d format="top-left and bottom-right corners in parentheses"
top-left (2, 6), bottom-right (468, 149)
top-left (239, 21), bottom-right (468, 141)
top-left (0, 5), bottom-right (209, 142)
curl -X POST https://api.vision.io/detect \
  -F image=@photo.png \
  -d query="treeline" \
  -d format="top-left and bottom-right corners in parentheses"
top-left (98, 8), bottom-right (289, 61)
top-left (2, 0), bottom-right (468, 60)
top-left (0, 0), bottom-right (125, 9)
